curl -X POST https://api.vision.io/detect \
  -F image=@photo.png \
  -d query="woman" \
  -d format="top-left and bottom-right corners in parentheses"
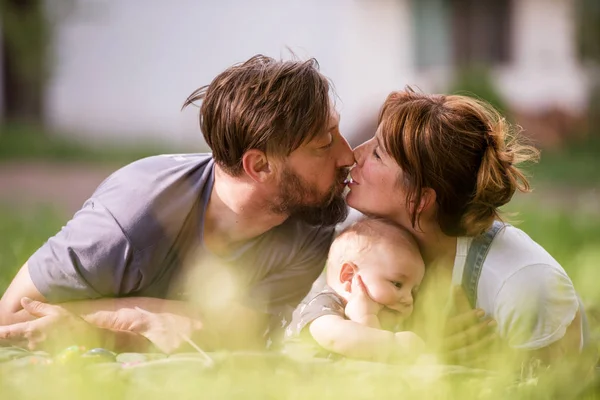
top-left (346, 88), bottom-right (588, 365)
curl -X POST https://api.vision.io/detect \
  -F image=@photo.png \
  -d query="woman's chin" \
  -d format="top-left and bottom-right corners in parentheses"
top-left (345, 190), bottom-right (363, 212)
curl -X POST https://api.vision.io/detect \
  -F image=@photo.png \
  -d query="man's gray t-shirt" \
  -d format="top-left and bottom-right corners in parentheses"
top-left (284, 282), bottom-right (346, 359)
top-left (28, 154), bottom-right (334, 318)
top-left (286, 283), bottom-right (346, 338)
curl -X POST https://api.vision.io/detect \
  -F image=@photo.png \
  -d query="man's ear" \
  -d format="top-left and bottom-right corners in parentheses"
top-left (339, 262), bottom-right (358, 292)
top-left (241, 149), bottom-right (274, 183)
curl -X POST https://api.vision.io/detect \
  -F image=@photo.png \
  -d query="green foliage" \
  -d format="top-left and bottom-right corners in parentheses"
top-left (0, 203), bottom-right (64, 291)
top-left (577, 0), bottom-right (600, 62)
top-left (448, 65), bottom-right (509, 116)
top-left (530, 135), bottom-right (600, 186)
top-left (0, 200), bottom-right (599, 398)
top-left (0, 0), bottom-right (49, 84)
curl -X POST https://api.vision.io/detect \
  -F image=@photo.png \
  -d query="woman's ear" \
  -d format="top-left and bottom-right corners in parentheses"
top-left (416, 188), bottom-right (437, 215)
top-left (339, 262), bottom-right (358, 292)
top-left (241, 149), bottom-right (273, 183)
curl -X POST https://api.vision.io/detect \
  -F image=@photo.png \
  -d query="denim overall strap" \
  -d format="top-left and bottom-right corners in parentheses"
top-left (462, 220), bottom-right (507, 309)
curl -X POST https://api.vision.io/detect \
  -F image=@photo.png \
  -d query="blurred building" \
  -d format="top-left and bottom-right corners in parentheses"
top-left (0, 0), bottom-right (595, 147)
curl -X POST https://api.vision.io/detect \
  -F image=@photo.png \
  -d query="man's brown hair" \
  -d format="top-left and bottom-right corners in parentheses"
top-left (182, 55), bottom-right (332, 175)
top-left (379, 87), bottom-right (540, 237)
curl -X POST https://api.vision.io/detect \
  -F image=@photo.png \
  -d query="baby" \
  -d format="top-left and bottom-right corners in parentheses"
top-left (285, 217), bottom-right (426, 362)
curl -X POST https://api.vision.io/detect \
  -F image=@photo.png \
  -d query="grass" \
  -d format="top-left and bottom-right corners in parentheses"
top-left (2, 200), bottom-right (598, 297)
top-left (0, 354), bottom-right (535, 400)
top-left (1, 123), bottom-right (599, 186)
top-left (1, 131), bottom-right (600, 399)
top-left (529, 135), bottom-right (600, 187)
top-left (0, 204), bottom-right (66, 292)
top-left (1, 201), bottom-right (600, 399)
top-left (0, 123), bottom-right (200, 165)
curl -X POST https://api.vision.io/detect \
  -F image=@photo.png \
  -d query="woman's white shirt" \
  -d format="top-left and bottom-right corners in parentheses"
top-left (451, 225), bottom-right (579, 350)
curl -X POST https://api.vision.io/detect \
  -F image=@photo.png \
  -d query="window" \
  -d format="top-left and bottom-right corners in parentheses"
top-left (413, 0), bottom-right (512, 68)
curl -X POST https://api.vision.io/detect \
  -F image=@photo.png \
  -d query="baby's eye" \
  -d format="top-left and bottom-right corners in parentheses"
top-left (392, 281), bottom-right (403, 289)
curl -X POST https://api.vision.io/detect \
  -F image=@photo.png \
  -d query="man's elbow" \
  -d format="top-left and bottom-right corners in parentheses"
top-left (0, 262), bottom-right (48, 325)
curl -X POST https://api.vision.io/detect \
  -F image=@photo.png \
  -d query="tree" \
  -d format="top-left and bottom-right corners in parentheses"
top-left (0, 0), bottom-right (50, 126)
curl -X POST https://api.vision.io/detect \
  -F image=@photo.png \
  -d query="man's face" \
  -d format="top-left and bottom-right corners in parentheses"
top-left (269, 110), bottom-right (354, 226)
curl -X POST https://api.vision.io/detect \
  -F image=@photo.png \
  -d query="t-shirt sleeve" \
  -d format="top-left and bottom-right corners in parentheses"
top-left (27, 198), bottom-right (139, 302)
top-left (285, 289), bottom-right (346, 339)
top-left (245, 226), bottom-right (334, 318)
top-left (493, 263), bottom-right (579, 350)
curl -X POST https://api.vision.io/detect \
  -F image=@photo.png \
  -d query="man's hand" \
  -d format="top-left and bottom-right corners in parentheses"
top-left (133, 307), bottom-right (203, 354)
top-left (345, 275), bottom-right (383, 328)
top-left (0, 298), bottom-right (102, 351)
top-left (439, 286), bottom-right (498, 367)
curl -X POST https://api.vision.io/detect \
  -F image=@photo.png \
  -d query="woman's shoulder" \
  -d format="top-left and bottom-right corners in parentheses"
top-left (478, 224), bottom-right (577, 303)
top-left (477, 225), bottom-right (579, 349)
top-left (477, 224), bottom-right (575, 309)
top-left (484, 224), bottom-right (566, 277)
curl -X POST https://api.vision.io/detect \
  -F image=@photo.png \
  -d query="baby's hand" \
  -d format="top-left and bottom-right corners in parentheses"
top-left (345, 275), bottom-right (383, 328)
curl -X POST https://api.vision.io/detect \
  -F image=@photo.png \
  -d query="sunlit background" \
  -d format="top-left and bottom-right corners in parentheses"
top-left (0, 0), bottom-right (599, 398)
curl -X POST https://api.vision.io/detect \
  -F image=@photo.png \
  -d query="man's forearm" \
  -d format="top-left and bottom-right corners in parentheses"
top-left (61, 297), bottom-right (198, 332)
top-left (4, 295), bottom-right (268, 352)
top-left (64, 297), bottom-right (270, 351)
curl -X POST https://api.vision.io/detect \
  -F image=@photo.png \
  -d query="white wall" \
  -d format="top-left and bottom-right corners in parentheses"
top-left (45, 0), bottom-right (588, 145)
top-left (46, 0), bottom-right (413, 146)
top-left (496, 0), bottom-right (587, 113)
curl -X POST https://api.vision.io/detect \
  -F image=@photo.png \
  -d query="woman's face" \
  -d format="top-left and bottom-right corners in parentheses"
top-left (346, 127), bottom-right (409, 223)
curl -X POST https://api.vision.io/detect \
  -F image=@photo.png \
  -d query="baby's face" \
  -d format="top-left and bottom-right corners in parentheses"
top-left (356, 240), bottom-right (425, 325)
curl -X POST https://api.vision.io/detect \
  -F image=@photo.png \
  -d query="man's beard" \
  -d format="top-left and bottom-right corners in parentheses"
top-left (270, 166), bottom-right (349, 227)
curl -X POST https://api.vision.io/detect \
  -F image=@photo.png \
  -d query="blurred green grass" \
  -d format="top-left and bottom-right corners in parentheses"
top-left (0, 204), bottom-right (65, 292)
top-left (3, 203), bottom-right (597, 399)
top-left (1, 202), bottom-right (598, 294)
top-left (1, 124), bottom-right (599, 187)
top-left (0, 124), bottom-right (196, 165)
top-left (1, 129), bottom-right (599, 399)
top-left (528, 136), bottom-right (600, 187)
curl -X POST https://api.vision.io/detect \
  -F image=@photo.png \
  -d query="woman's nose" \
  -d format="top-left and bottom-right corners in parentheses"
top-left (353, 143), bottom-right (367, 165)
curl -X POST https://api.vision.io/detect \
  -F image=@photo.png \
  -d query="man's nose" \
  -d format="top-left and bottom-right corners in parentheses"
top-left (335, 133), bottom-right (355, 167)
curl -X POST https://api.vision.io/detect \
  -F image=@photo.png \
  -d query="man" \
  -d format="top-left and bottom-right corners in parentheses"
top-left (0, 54), bottom-right (354, 353)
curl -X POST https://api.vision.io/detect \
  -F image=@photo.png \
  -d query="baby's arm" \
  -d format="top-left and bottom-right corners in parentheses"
top-left (308, 314), bottom-right (424, 363)
top-left (311, 275), bottom-right (423, 362)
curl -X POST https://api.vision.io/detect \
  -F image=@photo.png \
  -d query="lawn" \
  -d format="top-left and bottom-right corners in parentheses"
top-left (1, 132), bottom-right (599, 399)
top-left (0, 199), bottom-right (599, 399)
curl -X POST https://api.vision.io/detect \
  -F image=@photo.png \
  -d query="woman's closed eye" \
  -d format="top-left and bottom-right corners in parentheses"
top-left (372, 147), bottom-right (381, 160)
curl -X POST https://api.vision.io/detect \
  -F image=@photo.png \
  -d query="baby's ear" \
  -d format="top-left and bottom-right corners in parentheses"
top-left (339, 262), bottom-right (358, 292)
